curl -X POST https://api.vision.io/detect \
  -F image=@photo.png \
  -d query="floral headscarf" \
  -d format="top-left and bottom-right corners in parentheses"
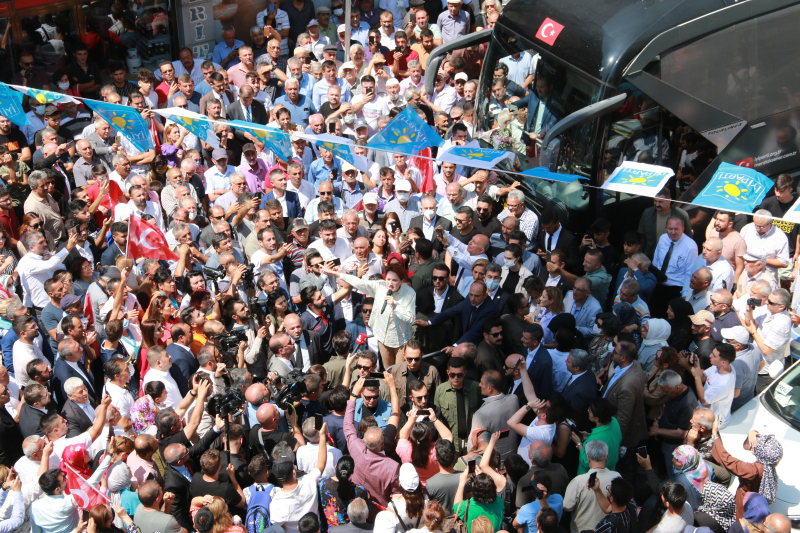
top-left (131, 394), bottom-right (158, 434)
top-left (672, 445), bottom-right (710, 494)
top-left (753, 434), bottom-right (783, 504)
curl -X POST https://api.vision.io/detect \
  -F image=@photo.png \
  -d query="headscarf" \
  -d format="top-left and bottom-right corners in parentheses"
top-left (642, 318), bottom-right (671, 347)
top-left (667, 298), bottom-right (694, 329)
top-left (752, 434), bottom-right (783, 504)
top-left (107, 461), bottom-right (133, 527)
top-left (742, 492), bottom-right (770, 524)
top-left (672, 445), bottom-right (710, 494)
top-left (613, 302), bottom-right (639, 328)
top-left (385, 252), bottom-right (410, 279)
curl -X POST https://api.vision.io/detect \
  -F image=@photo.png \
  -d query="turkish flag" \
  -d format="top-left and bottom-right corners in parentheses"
top-left (62, 461), bottom-right (111, 510)
top-left (84, 292), bottom-right (94, 329)
top-left (412, 148), bottom-right (435, 193)
top-left (86, 179), bottom-right (125, 210)
top-left (535, 18), bottom-right (564, 46)
top-left (128, 215), bottom-right (179, 260)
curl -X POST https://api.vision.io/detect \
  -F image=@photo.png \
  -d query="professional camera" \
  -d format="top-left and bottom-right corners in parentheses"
top-left (213, 329), bottom-right (248, 356)
top-left (242, 264), bottom-right (256, 289)
top-left (207, 387), bottom-right (246, 418)
top-left (203, 265), bottom-right (225, 280)
top-left (249, 297), bottom-right (269, 321)
top-left (271, 370), bottom-right (307, 410)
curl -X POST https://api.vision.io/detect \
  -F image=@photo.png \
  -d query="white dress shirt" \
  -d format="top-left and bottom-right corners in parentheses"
top-left (114, 200), bottom-right (166, 232)
top-left (433, 286), bottom-right (449, 313)
top-left (12, 341), bottom-right (48, 387)
top-left (19, 248), bottom-right (70, 308)
top-left (142, 368), bottom-right (182, 409)
top-left (309, 238), bottom-right (352, 262)
top-left (103, 381), bottom-right (135, 419)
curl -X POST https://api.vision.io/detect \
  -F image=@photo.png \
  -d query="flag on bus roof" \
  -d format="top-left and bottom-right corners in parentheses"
top-left (691, 162), bottom-right (773, 213)
top-left (367, 106), bottom-right (443, 157)
top-left (8, 84), bottom-right (79, 105)
top-left (154, 107), bottom-right (219, 148)
top-left (601, 161), bottom-right (674, 196)
top-left (229, 120), bottom-right (293, 161)
top-left (520, 167), bottom-right (586, 183)
top-left (438, 144), bottom-right (515, 170)
top-left (0, 84), bottom-right (28, 127)
top-left (84, 99), bottom-right (154, 153)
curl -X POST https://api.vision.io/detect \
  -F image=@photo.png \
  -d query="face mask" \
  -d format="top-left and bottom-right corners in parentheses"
top-left (344, 115), bottom-right (355, 124)
top-left (33, 105), bottom-right (46, 115)
top-left (57, 82), bottom-right (70, 90)
top-left (188, 211), bottom-right (197, 220)
top-left (503, 258), bottom-right (516, 268)
top-left (485, 278), bottom-right (500, 291)
top-left (423, 208), bottom-right (435, 220)
top-left (397, 192), bottom-right (410, 202)
top-left (334, 8), bottom-right (344, 15)
top-left (592, 323), bottom-right (602, 336)
top-left (303, 44), bottom-right (312, 53)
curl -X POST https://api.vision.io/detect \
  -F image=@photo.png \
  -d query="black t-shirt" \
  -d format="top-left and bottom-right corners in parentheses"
top-left (450, 226), bottom-right (479, 245)
top-left (759, 194), bottom-right (799, 256)
top-left (595, 503), bottom-right (638, 533)
top-left (188, 473), bottom-right (242, 508)
top-left (659, 387), bottom-right (697, 445)
top-left (319, 102), bottom-right (342, 121)
top-left (65, 61), bottom-right (103, 99)
top-left (248, 426), bottom-right (297, 460)
top-left (474, 216), bottom-right (502, 238)
top-left (692, 336), bottom-right (717, 369)
top-left (0, 129), bottom-right (28, 157)
top-left (503, 269), bottom-right (521, 294)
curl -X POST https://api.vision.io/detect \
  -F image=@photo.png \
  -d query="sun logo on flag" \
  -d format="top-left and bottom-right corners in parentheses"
top-left (389, 128), bottom-right (417, 145)
top-left (110, 111), bottom-right (136, 131)
top-left (617, 173), bottom-right (660, 186)
top-left (458, 149), bottom-right (489, 159)
top-left (715, 180), bottom-right (749, 200)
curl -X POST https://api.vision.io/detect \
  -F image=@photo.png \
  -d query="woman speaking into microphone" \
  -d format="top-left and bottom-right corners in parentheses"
top-left (321, 258), bottom-right (416, 368)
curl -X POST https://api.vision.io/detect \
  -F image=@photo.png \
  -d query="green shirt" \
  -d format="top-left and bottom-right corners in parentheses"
top-left (584, 265), bottom-right (612, 305)
top-left (453, 497), bottom-right (504, 533)
top-left (577, 417), bottom-right (623, 475)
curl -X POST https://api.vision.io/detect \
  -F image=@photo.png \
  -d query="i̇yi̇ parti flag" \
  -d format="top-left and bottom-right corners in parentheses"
top-left (691, 162), bottom-right (773, 213)
top-left (0, 83), bottom-right (28, 127)
top-left (228, 120), bottom-right (293, 161)
top-left (601, 161), bottom-right (674, 197)
top-left (128, 215), bottom-right (179, 261)
top-left (154, 107), bottom-right (220, 148)
top-left (8, 83), bottom-right (79, 105)
top-left (367, 106), bottom-right (443, 157)
top-left (437, 144), bottom-right (515, 171)
top-left (83, 99), bottom-right (155, 153)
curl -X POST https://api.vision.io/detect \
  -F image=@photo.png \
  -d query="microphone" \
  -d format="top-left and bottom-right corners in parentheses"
top-left (356, 333), bottom-right (368, 346)
top-left (381, 289), bottom-right (394, 314)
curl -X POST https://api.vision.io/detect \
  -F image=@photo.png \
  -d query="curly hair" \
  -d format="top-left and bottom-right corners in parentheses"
top-left (470, 473), bottom-right (497, 504)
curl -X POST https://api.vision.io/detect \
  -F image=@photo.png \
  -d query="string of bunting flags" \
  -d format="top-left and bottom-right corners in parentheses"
top-left (0, 81), bottom-right (783, 219)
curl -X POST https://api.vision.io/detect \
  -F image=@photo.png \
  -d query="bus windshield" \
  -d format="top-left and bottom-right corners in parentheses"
top-left (765, 363), bottom-right (800, 433)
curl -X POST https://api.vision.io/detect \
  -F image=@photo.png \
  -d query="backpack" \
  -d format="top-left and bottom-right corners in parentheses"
top-left (245, 483), bottom-right (274, 533)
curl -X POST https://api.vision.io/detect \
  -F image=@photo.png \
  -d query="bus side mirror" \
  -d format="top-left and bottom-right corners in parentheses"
top-left (539, 138), bottom-right (561, 171)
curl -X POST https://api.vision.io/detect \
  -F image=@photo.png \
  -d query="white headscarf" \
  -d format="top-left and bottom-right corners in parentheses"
top-left (107, 461), bottom-right (133, 527)
top-left (642, 318), bottom-right (671, 347)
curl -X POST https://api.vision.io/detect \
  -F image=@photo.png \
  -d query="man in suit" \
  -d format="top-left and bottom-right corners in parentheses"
top-left (417, 280), bottom-right (498, 348)
top-left (515, 71), bottom-right (564, 138)
top-left (52, 339), bottom-right (98, 407)
top-left (414, 263), bottom-right (464, 352)
top-left (521, 323), bottom-right (554, 400)
top-left (199, 72), bottom-right (236, 117)
top-left (162, 420), bottom-right (226, 531)
top-left (562, 278), bottom-right (604, 339)
top-left (262, 168), bottom-right (301, 218)
top-left (166, 324), bottom-right (198, 396)
top-left (475, 317), bottom-right (505, 377)
top-left (561, 349), bottom-right (597, 430)
top-left (409, 195), bottom-right (453, 255)
top-left (601, 335), bottom-right (647, 477)
top-left (227, 85), bottom-right (269, 141)
top-left (285, 313), bottom-right (324, 371)
top-left (85, 117), bottom-right (117, 169)
top-left (268, 333), bottom-right (297, 379)
top-left (61, 377), bottom-right (97, 438)
top-left (485, 263), bottom-right (510, 314)
top-left (504, 354), bottom-right (539, 425)
top-left (540, 249), bottom-right (574, 294)
top-left (536, 208), bottom-right (580, 273)
top-left (471, 370), bottom-right (520, 460)
top-left (18, 383), bottom-right (54, 438)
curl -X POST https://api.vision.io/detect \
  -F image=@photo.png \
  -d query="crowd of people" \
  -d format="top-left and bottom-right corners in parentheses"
top-left (0, 2), bottom-right (797, 533)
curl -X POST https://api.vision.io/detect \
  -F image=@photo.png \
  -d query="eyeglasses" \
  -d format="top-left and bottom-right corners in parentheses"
top-left (21, 62), bottom-right (33, 67)
top-left (431, 276), bottom-right (447, 281)
top-left (29, 223), bottom-right (42, 229)
top-left (448, 372), bottom-right (465, 378)
top-left (363, 394), bottom-right (379, 400)
top-left (488, 331), bottom-right (503, 337)
top-left (362, 308), bottom-right (373, 314)
top-left (0, 389), bottom-right (8, 395)
top-left (412, 395), bottom-right (426, 401)
top-left (356, 364), bottom-right (372, 370)
top-left (406, 357), bottom-right (421, 362)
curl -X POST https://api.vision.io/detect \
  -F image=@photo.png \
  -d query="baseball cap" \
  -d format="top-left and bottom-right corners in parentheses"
top-left (689, 310), bottom-right (715, 326)
top-left (307, 18), bottom-right (320, 27)
top-left (399, 463), bottom-right (420, 492)
top-left (272, 458), bottom-right (294, 481)
top-left (338, 61), bottom-right (356, 77)
top-left (410, 0), bottom-right (425, 5)
top-left (316, 6), bottom-right (331, 13)
top-left (447, 0), bottom-right (461, 4)
top-left (721, 326), bottom-right (750, 345)
top-left (60, 294), bottom-right (82, 309)
top-left (743, 252), bottom-right (764, 262)
top-left (292, 218), bottom-right (310, 231)
top-left (211, 148), bottom-right (228, 160)
top-left (342, 162), bottom-right (358, 173)
top-left (363, 192), bottom-right (378, 205)
top-left (354, 118), bottom-right (369, 130)
top-left (44, 105), bottom-right (61, 117)
top-left (454, 72), bottom-right (468, 82)
top-left (323, 44), bottom-right (338, 53)
top-left (337, 24), bottom-right (347, 33)
top-left (395, 180), bottom-right (412, 192)
top-left (242, 143), bottom-right (257, 153)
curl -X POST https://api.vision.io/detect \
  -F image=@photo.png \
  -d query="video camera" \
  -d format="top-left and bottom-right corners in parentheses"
top-left (213, 329), bottom-right (248, 357)
top-left (206, 387), bottom-right (246, 418)
top-left (203, 265), bottom-right (225, 280)
top-left (242, 264), bottom-right (256, 289)
top-left (249, 297), bottom-right (269, 321)
top-left (270, 369), bottom-right (307, 410)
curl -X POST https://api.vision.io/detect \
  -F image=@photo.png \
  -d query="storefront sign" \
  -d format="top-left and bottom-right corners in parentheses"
top-left (176, 0), bottom-right (215, 59)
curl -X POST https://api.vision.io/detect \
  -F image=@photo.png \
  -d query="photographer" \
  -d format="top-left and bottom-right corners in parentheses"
top-left (249, 403), bottom-right (305, 456)
top-left (196, 344), bottom-right (229, 396)
top-left (223, 299), bottom-right (269, 381)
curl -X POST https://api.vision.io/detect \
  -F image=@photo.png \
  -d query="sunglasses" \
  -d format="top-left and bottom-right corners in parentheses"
top-left (431, 276), bottom-right (447, 281)
top-left (21, 62), bottom-right (33, 67)
top-left (362, 308), bottom-right (373, 313)
top-left (488, 331), bottom-right (502, 337)
top-left (406, 357), bottom-right (421, 362)
top-left (448, 372), bottom-right (465, 378)
top-left (363, 394), bottom-right (379, 400)
top-left (29, 223), bottom-right (42, 229)
top-left (356, 364), bottom-right (372, 370)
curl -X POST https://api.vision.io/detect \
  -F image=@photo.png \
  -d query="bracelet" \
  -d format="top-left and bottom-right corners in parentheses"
top-left (350, 392), bottom-right (358, 398)
top-left (190, 391), bottom-right (197, 397)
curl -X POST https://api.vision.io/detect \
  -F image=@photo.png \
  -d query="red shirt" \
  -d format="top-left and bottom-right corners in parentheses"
top-left (0, 208), bottom-right (19, 241)
top-left (155, 80), bottom-right (173, 104)
top-left (386, 49), bottom-right (420, 80)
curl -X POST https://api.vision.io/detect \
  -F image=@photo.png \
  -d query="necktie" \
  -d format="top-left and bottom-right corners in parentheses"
top-left (662, 241), bottom-right (675, 270)
top-left (246, 106), bottom-right (251, 122)
top-left (294, 340), bottom-right (302, 367)
top-left (321, 314), bottom-right (327, 326)
top-left (468, 305), bottom-right (476, 328)
top-left (546, 233), bottom-right (552, 252)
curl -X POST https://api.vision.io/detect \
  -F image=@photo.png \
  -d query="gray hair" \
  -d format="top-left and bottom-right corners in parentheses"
top-left (632, 252), bottom-right (651, 272)
top-left (407, 59), bottom-right (421, 69)
top-left (751, 280), bottom-right (772, 298)
top-left (342, 209), bottom-right (358, 221)
top-left (620, 278), bottom-right (639, 297)
top-left (348, 498), bottom-right (370, 525)
top-left (173, 222), bottom-right (189, 235)
top-left (284, 77), bottom-right (300, 88)
top-left (28, 170), bottom-right (48, 190)
top-left (179, 196), bottom-right (197, 209)
top-left (658, 369), bottom-right (683, 389)
top-left (508, 189), bottom-right (525, 203)
top-left (753, 209), bottom-right (773, 222)
top-left (23, 231), bottom-right (44, 251)
top-left (529, 442), bottom-right (552, 467)
top-left (296, 32), bottom-right (310, 44)
top-left (585, 440), bottom-right (609, 462)
top-left (485, 262), bottom-right (502, 276)
top-left (5, 301), bottom-right (25, 320)
top-left (350, 43), bottom-right (364, 54)
top-left (569, 349), bottom-right (590, 371)
top-left (99, 265), bottom-right (121, 282)
top-left (311, 62), bottom-right (323, 73)
top-left (302, 417), bottom-right (320, 442)
top-left (112, 153), bottom-right (129, 166)
top-left (141, 258), bottom-right (161, 276)
top-left (41, 127), bottom-right (58, 138)
top-left (22, 435), bottom-right (43, 458)
top-left (772, 288), bottom-right (791, 308)
top-left (250, 25), bottom-right (262, 36)
top-left (403, 87), bottom-right (421, 101)
top-left (94, 115), bottom-right (109, 125)
top-left (286, 57), bottom-right (302, 69)
top-left (64, 377), bottom-right (86, 396)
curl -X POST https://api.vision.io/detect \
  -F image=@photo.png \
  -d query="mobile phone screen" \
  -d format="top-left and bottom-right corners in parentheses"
top-left (314, 413), bottom-right (323, 430)
top-left (588, 472), bottom-right (597, 487)
top-left (499, 429), bottom-right (510, 439)
top-left (638, 446), bottom-right (648, 458)
top-left (467, 460), bottom-right (475, 474)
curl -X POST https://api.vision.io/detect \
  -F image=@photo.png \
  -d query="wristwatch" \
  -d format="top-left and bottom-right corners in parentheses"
top-left (350, 392), bottom-right (359, 398)
top-left (525, 404), bottom-right (532, 412)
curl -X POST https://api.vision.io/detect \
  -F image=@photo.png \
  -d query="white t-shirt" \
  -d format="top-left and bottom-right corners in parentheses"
top-left (702, 366), bottom-right (736, 429)
top-left (51, 432), bottom-right (93, 469)
top-left (269, 468), bottom-right (322, 529)
top-left (352, 94), bottom-right (390, 134)
top-left (309, 238), bottom-right (352, 262)
top-left (518, 417), bottom-right (556, 465)
top-left (295, 444), bottom-right (342, 478)
top-left (653, 504), bottom-right (694, 533)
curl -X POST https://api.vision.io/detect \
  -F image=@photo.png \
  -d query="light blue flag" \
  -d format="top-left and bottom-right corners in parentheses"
top-left (367, 106), bottom-right (443, 156)
top-left (438, 144), bottom-right (514, 170)
top-left (601, 161), bottom-right (674, 197)
top-left (0, 84), bottom-right (29, 127)
top-left (153, 107), bottom-right (220, 148)
top-left (8, 84), bottom-right (79, 105)
top-left (520, 167), bottom-right (586, 183)
top-left (228, 120), bottom-right (293, 161)
top-left (314, 133), bottom-right (354, 164)
top-left (692, 162), bottom-right (773, 213)
top-left (84, 99), bottom-right (154, 153)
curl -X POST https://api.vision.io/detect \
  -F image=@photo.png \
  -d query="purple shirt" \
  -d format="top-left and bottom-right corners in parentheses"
top-left (237, 158), bottom-right (269, 193)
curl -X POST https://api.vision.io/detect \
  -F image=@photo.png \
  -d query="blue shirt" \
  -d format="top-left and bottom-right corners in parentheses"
top-left (604, 363), bottom-right (632, 398)
top-left (195, 80), bottom-right (212, 95)
top-left (212, 39), bottom-right (245, 67)
top-left (652, 233), bottom-right (698, 287)
top-left (516, 495), bottom-right (564, 533)
top-left (311, 78), bottom-right (352, 110)
top-left (308, 157), bottom-right (343, 191)
top-left (354, 397), bottom-right (392, 429)
top-left (274, 93), bottom-right (314, 125)
top-left (204, 164), bottom-right (236, 205)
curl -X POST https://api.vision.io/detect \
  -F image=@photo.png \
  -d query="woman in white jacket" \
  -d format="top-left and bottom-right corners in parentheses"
top-left (500, 243), bottom-right (533, 295)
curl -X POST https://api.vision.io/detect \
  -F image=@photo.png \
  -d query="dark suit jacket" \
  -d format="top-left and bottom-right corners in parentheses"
top-left (488, 288), bottom-right (510, 315)
top-left (0, 409), bottom-right (22, 466)
top-left (601, 361), bottom-right (647, 447)
top-left (262, 190), bottom-right (301, 219)
top-left (53, 358), bottom-right (99, 406)
top-left (283, 330), bottom-right (324, 369)
top-left (409, 215), bottom-right (452, 253)
top-left (226, 100), bottom-right (270, 139)
top-left (561, 371), bottom-right (597, 430)
top-left (19, 403), bottom-right (50, 438)
top-left (333, 292), bottom-right (363, 333)
top-left (164, 428), bottom-right (220, 531)
top-left (416, 285), bottom-right (464, 352)
top-left (430, 298), bottom-right (498, 345)
top-left (62, 398), bottom-right (95, 438)
top-left (167, 343), bottom-right (198, 393)
top-left (537, 227), bottom-right (580, 273)
top-left (526, 343), bottom-right (554, 399)
top-left (199, 89), bottom-right (236, 117)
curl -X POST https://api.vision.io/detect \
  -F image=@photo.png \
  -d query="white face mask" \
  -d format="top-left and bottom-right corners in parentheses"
top-left (188, 211), bottom-right (197, 220)
top-left (344, 115), bottom-right (356, 124)
top-left (303, 44), bottom-right (312, 53)
top-left (33, 105), bottom-right (46, 115)
top-left (503, 258), bottom-right (516, 268)
top-left (592, 323), bottom-right (602, 336)
top-left (57, 81), bottom-right (70, 90)
top-left (334, 8), bottom-right (344, 15)
top-left (397, 192), bottom-right (410, 202)
top-left (423, 208), bottom-right (435, 220)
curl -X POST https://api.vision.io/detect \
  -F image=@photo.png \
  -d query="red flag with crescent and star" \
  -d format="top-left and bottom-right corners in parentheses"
top-left (128, 214), bottom-right (179, 260)
top-left (535, 17), bottom-right (564, 46)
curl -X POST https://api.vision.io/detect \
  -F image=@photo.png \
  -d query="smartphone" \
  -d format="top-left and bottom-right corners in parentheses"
top-left (82, 510), bottom-right (90, 522)
top-left (395, 46), bottom-right (402, 53)
top-left (255, 191), bottom-right (263, 201)
top-left (499, 429), bottom-right (510, 439)
top-left (467, 459), bottom-right (475, 474)
top-left (330, 257), bottom-right (341, 267)
top-left (588, 471), bottom-right (597, 488)
top-left (66, 140), bottom-right (75, 148)
top-left (364, 379), bottom-right (379, 387)
top-left (314, 413), bottom-right (323, 430)
top-left (369, 372), bottom-right (385, 379)
top-left (331, 168), bottom-right (339, 180)
top-left (389, 221), bottom-right (400, 233)
top-left (416, 409), bottom-right (430, 416)
top-left (328, 122), bottom-right (336, 134)
top-left (304, 55), bottom-right (312, 65)
top-left (369, 37), bottom-right (376, 46)
top-left (637, 446), bottom-right (648, 458)
top-left (9, 152), bottom-right (18, 161)
top-left (107, 425), bottom-right (114, 441)
top-left (68, 226), bottom-right (78, 236)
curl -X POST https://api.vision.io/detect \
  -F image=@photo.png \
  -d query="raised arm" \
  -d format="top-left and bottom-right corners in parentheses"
top-left (183, 380), bottom-right (211, 441)
top-left (385, 371), bottom-right (401, 429)
top-left (315, 421), bottom-right (328, 473)
top-left (86, 395), bottom-right (112, 442)
top-left (478, 432), bottom-right (507, 492)
top-left (508, 399), bottom-right (544, 438)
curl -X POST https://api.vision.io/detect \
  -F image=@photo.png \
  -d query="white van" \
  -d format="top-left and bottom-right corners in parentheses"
top-left (720, 360), bottom-right (800, 529)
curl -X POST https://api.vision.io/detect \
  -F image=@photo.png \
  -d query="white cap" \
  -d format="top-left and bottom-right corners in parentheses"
top-left (338, 61), bottom-right (356, 77)
top-left (337, 24), bottom-right (347, 33)
top-left (307, 18), bottom-right (320, 27)
top-left (395, 180), bottom-right (412, 192)
top-left (386, 78), bottom-right (400, 86)
top-left (720, 326), bottom-right (750, 345)
top-left (398, 463), bottom-right (420, 492)
top-left (363, 192), bottom-right (379, 205)
top-left (455, 72), bottom-right (468, 82)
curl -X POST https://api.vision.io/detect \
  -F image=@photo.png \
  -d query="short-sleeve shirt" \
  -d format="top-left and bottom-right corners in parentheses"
top-left (517, 495), bottom-right (564, 533)
top-left (0, 129), bottom-right (28, 157)
top-left (249, 426), bottom-right (297, 459)
top-left (188, 474), bottom-right (242, 508)
top-left (702, 366), bottom-right (735, 428)
top-left (595, 502), bottom-right (638, 533)
top-left (270, 467), bottom-right (322, 526)
top-left (659, 387), bottom-right (697, 445)
top-left (65, 61), bottom-right (104, 99)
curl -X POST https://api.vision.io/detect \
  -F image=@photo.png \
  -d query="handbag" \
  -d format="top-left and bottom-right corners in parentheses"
top-left (442, 499), bottom-right (470, 533)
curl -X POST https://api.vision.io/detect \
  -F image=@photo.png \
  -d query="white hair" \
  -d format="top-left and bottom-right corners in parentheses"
top-left (508, 189), bottom-right (525, 203)
top-left (64, 377), bottom-right (86, 396)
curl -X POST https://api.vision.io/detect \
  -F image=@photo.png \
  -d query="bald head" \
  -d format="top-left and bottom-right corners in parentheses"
top-left (765, 514), bottom-right (791, 533)
top-left (364, 426), bottom-right (384, 452)
top-left (163, 443), bottom-right (187, 464)
top-left (256, 403), bottom-right (280, 428)
top-left (504, 353), bottom-right (524, 370)
top-left (245, 383), bottom-right (268, 406)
